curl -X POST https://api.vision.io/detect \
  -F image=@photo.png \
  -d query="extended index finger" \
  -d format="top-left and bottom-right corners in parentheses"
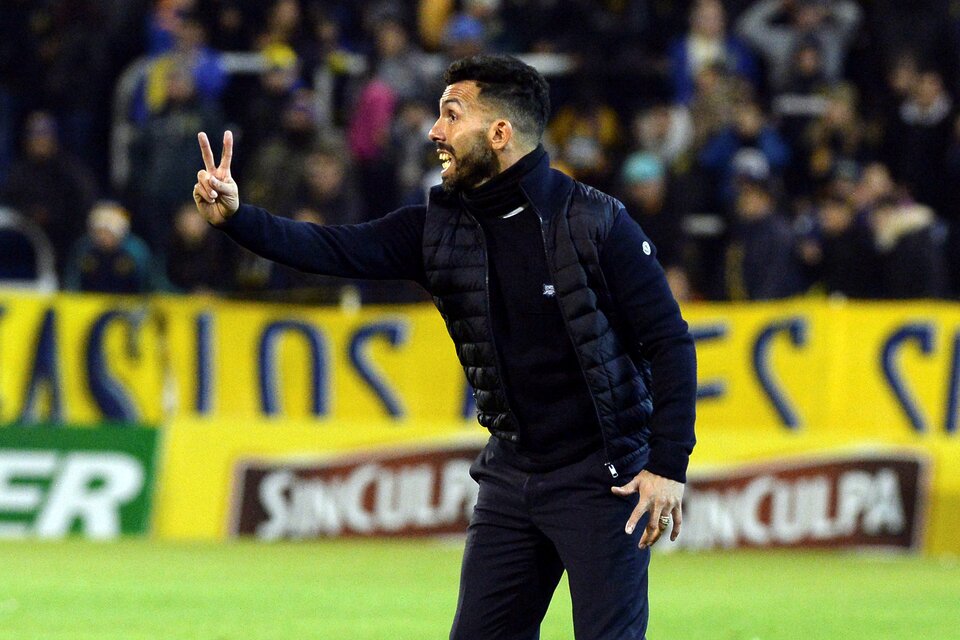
top-left (198, 132), bottom-right (215, 171)
top-left (219, 130), bottom-right (234, 173)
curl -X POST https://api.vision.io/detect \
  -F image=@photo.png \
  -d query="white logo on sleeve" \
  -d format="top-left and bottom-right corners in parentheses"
top-left (542, 284), bottom-right (556, 298)
top-left (642, 241), bottom-right (652, 255)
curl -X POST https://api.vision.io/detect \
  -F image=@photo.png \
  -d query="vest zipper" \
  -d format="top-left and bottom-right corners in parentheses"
top-left (462, 210), bottom-right (520, 433)
top-left (532, 209), bottom-right (617, 476)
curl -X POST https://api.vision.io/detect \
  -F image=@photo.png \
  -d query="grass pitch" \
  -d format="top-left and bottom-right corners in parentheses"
top-left (0, 540), bottom-right (957, 639)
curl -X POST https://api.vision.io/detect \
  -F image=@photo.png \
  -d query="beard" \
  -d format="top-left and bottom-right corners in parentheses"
top-left (440, 130), bottom-right (499, 194)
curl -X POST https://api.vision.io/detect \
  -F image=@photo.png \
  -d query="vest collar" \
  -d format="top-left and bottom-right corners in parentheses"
top-left (428, 150), bottom-right (574, 222)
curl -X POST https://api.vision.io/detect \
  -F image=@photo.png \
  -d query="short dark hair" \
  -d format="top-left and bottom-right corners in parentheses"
top-left (444, 54), bottom-right (551, 146)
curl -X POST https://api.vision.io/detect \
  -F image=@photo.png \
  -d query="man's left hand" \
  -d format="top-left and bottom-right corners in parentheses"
top-left (611, 470), bottom-right (684, 549)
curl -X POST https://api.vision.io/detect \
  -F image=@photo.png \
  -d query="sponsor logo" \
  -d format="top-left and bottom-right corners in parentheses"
top-left (674, 453), bottom-right (928, 551)
top-left (0, 451), bottom-right (146, 539)
top-left (231, 445), bottom-right (483, 540)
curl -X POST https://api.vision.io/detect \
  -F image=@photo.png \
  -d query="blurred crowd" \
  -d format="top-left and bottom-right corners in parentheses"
top-left (1, 0), bottom-right (959, 303)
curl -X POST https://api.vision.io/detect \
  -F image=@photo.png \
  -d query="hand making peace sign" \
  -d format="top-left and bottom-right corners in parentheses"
top-left (193, 130), bottom-right (239, 225)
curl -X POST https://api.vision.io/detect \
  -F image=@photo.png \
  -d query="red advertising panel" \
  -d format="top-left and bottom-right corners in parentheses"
top-left (678, 453), bottom-right (929, 551)
top-left (231, 445), bottom-right (484, 539)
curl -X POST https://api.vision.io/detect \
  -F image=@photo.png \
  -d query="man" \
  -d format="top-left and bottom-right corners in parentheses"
top-left (194, 55), bottom-right (696, 640)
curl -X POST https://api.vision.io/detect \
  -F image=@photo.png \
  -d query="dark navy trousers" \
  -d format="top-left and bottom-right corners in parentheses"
top-left (450, 438), bottom-right (651, 640)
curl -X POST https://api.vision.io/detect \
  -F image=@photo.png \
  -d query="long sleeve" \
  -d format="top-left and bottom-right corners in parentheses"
top-left (218, 203), bottom-right (428, 284)
top-left (736, 0), bottom-right (786, 57)
top-left (600, 209), bottom-right (697, 483)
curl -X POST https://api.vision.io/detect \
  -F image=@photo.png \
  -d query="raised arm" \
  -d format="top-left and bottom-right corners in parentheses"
top-left (193, 131), bottom-right (426, 283)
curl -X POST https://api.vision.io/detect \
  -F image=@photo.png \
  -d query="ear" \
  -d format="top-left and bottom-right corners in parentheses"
top-left (488, 119), bottom-right (513, 151)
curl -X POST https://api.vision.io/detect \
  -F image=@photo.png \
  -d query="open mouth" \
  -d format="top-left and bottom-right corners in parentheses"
top-left (438, 149), bottom-right (453, 174)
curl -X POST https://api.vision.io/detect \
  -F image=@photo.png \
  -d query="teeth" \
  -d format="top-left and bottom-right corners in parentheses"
top-left (438, 151), bottom-right (452, 171)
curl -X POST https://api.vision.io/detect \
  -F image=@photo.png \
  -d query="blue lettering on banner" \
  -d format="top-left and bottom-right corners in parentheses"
top-left (691, 323), bottom-right (728, 400)
top-left (881, 323), bottom-right (935, 433)
top-left (20, 308), bottom-right (63, 423)
top-left (258, 321), bottom-right (328, 417)
top-left (752, 317), bottom-right (808, 428)
top-left (348, 320), bottom-right (409, 418)
top-left (85, 309), bottom-right (146, 422)
top-left (195, 313), bottom-right (214, 414)
top-left (945, 332), bottom-right (960, 434)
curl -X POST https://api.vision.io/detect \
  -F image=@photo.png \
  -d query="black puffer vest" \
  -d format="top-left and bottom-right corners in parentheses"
top-left (422, 157), bottom-right (653, 461)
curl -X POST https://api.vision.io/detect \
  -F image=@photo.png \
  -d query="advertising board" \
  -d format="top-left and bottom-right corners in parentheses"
top-left (0, 427), bottom-right (158, 538)
top-left (677, 452), bottom-right (928, 551)
top-left (231, 444), bottom-right (484, 539)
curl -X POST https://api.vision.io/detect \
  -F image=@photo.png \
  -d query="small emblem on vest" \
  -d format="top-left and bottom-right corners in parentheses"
top-left (542, 284), bottom-right (556, 297)
top-left (642, 241), bottom-right (652, 256)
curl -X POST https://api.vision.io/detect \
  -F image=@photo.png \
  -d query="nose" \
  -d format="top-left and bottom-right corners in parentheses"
top-left (428, 117), bottom-right (444, 143)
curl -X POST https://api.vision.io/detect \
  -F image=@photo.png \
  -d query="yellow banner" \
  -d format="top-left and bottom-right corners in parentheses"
top-left (4, 293), bottom-right (960, 441)
top-left (4, 292), bottom-right (959, 551)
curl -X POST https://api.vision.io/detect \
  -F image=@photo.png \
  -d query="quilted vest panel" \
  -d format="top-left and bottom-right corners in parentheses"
top-left (422, 182), bottom-right (653, 447)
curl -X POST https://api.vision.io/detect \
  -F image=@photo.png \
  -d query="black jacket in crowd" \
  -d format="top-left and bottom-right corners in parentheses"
top-left (219, 151), bottom-right (697, 483)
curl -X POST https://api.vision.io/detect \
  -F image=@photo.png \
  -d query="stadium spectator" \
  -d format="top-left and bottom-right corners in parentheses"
top-left (391, 99), bottom-right (437, 205)
top-left (37, 0), bottom-right (112, 169)
top-left (235, 44), bottom-right (303, 161)
top-left (688, 62), bottom-right (743, 151)
top-left (800, 193), bottom-right (881, 298)
top-left (245, 89), bottom-right (321, 215)
top-left (133, 66), bottom-right (224, 250)
top-left (134, 9), bottom-right (227, 125)
top-left (737, 0), bottom-right (862, 92)
top-left (617, 152), bottom-right (690, 302)
top-left (440, 14), bottom-right (488, 61)
top-left (0, 111), bottom-right (97, 273)
top-left (630, 103), bottom-right (694, 169)
top-left (164, 201), bottom-right (226, 293)
top-left (548, 84), bottom-right (624, 192)
top-left (699, 97), bottom-right (791, 208)
top-left (724, 176), bottom-right (805, 300)
top-left (369, 15), bottom-right (432, 102)
top-left (147, 0), bottom-right (197, 55)
top-left (63, 202), bottom-right (155, 294)
top-left (668, 0), bottom-right (759, 105)
top-left (867, 1), bottom-right (957, 101)
top-left (869, 196), bottom-right (948, 299)
top-left (851, 161), bottom-right (897, 214)
top-left (882, 68), bottom-right (955, 215)
top-left (5, 0), bottom-right (960, 302)
top-left (348, 77), bottom-right (399, 215)
top-left (772, 35), bottom-right (833, 150)
top-left (254, 0), bottom-right (314, 61)
top-left (193, 0), bottom-right (250, 52)
top-left (294, 148), bottom-right (366, 225)
top-left (793, 83), bottom-right (869, 201)
top-left (877, 49), bottom-right (921, 125)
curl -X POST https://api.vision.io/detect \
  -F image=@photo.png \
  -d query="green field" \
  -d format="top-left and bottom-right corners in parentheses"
top-left (0, 540), bottom-right (957, 639)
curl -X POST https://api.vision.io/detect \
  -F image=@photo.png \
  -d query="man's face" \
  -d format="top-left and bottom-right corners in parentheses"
top-left (429, 81), bottom-right (499, 192)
